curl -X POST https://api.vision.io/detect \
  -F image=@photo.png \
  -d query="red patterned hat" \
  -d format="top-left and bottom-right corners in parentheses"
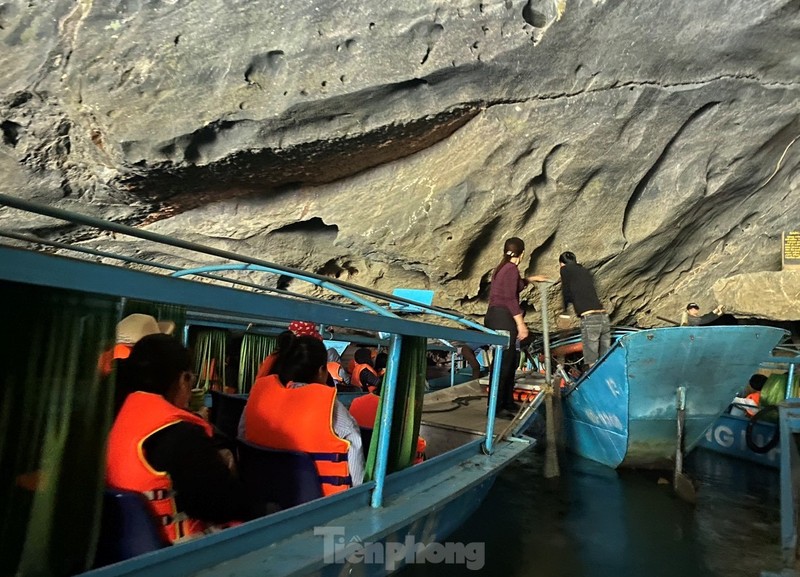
top-left (288, 320), bottom-right (323, 340)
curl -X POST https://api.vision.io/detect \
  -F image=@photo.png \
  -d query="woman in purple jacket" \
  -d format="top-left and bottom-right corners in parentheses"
top-left (484, 237), bottom-right (548, 417)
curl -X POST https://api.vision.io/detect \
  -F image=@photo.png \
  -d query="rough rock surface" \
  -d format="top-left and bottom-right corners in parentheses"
top-left (714, 270), bottom-right (800, 322)
top-left (0, 0), bottom-right (798, 330)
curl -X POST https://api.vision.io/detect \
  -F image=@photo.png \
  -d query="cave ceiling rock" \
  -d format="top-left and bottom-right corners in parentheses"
top-left (0, 0), bottom-right (798, 326)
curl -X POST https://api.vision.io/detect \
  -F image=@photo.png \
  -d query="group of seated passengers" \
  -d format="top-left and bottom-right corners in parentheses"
top-left (105, 320), bottom-right (398, 545)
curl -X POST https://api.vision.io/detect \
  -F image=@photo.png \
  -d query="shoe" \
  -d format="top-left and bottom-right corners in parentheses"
top-left (496, 410), bottom-right (515, 420)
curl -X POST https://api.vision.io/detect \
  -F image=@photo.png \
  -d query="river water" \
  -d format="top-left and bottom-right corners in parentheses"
top-left (400, 447), bottom-right (784, 577)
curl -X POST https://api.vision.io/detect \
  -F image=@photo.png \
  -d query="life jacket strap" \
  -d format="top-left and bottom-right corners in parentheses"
top-left (308, 451), bottom-right (348, 463)
top-left (159, 511), bottom-right (189, 526)
top-left (318, 474), bottom-right (353, 487)
top-left (142, 488), bottom-right (175, 501)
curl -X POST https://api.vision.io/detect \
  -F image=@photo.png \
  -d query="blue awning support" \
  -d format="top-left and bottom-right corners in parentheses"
top-left (482, 344), bottom-right (505, 454)
top-left (371, 334), bottom-right (403, 508)
top-left (172, 264), bottom-right (400, 318)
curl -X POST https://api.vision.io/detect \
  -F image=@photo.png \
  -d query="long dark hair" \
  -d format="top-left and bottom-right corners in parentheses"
top-left (274, 333), bottom-right (328, 385)
top-left (492, 237), bottom-right (525, 279)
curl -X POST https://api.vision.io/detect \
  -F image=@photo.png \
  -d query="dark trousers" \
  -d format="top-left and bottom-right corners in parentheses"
top-left (484, 306), bottom-right (519, 411)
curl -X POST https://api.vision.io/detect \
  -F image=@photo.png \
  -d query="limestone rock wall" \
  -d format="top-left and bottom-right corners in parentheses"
top-left (1, 0), bottom-right (798, 326)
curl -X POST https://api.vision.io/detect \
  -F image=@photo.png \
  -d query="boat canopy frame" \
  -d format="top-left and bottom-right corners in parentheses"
top-left (0, 193), bottom-right (513, 509)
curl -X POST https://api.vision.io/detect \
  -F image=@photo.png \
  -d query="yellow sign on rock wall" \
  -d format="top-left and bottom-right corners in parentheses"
top-left (782, 231), bottom-right (800, 270)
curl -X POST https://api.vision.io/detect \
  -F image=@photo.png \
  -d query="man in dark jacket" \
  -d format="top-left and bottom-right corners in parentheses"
top-left (559, 251), bottom-right (610, 368)
top-left (683, 302), bottom-right (724, 326)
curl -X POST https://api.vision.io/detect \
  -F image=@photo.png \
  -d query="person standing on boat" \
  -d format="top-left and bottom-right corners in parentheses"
top-left (558, 251), bottom-right (610, 369)
top-left (485, 237), bottom-right (550, 416)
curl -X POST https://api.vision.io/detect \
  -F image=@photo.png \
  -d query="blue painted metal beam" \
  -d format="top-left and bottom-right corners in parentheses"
top-left (0, 246), bottom-right (507, 346)
top-left (173, 264), bottom-right (400, 318)
top-left (0, 194), bottom-right (496, 331)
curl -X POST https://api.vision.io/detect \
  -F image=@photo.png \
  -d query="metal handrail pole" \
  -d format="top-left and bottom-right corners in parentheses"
top-left (371, 334), bottom-right (403, 508)
top-left (483, 340), bottom-right (506, 454)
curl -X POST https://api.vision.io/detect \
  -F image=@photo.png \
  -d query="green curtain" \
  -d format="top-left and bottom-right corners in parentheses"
top-left (364, 336), bottom-right (426, 480)
top-left (0, 282), bottom-right (118, 577)
top-left (237, 333), bottom-right (277, 394)
top-left (193, 330), bottom-right (228, 391)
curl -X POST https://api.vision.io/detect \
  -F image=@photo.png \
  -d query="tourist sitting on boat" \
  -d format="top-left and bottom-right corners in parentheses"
top-left (730, 374), bottom-right (767, 417)
top-left (255, 320), bottom-right (323, 379)
top-left (349, 383), bottom-right (427, 464)
top-left (680, 302), bottom-right (724, 326)
top-left (326, 347), bottom-right (351, 387)
top-left (349, 388), bottom-right (380, 429)
top-left (99, 313), bottom-right (177, 412)
top-left (107, 334), bottom-right (266, 544)
top-left (351, 347), bottom-right (381, 392)
top-left (241, 334), bottom-right (365, 494)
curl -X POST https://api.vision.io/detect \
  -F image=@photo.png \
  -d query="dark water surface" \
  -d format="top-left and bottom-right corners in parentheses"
top-left (400, 448), bottom-right (783, 577)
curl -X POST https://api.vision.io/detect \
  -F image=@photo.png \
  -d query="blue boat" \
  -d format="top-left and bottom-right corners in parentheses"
top-left (561, 326), bottom-right (788, 469)
top-left (695, 411), bottom-right (780, 468)
top-left (0, 194), bottom-right (535, 577)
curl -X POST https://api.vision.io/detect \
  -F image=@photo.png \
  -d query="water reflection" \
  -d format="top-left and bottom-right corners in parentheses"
top-left (400, 448), bottom-right (781, 577)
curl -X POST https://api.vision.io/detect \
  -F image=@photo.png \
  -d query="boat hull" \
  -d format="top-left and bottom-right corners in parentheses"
top-left (695, 412), bottom-right (780, 468)
top-left (563, 326), bottom-right (787, 469)
top-left (80, 438), bottom-right (530, 577)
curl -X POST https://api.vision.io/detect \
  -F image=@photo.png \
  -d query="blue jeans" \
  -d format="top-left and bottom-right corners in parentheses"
top-left (580, 313), bottom-right (611, 366)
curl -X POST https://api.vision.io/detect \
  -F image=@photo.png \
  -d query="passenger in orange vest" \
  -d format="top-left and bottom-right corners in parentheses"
top-left (107, 334), bottom-right (265, 544)
top-left (326, 347), bottom-right (352, 388)
top-left (255, 321), bottom-right (323, 381)
top-left (349, 391), bottom-right (381, 429)
top-left (351, 348), bottom-right (380, 393)
top-left (242, 334), bottom-right (365, 495)
top-left (731, 373), bottom-right (767, 418)
top-left (349, 388), bottom-right (427, 465)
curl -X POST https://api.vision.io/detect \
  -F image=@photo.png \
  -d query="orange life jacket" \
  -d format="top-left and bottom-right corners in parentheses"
top-left (106, 391), bottom-right (213, 543)
top-left (255, 352), bottom-right (278, 379)
top-left (351, 363), bottom-right (379, 392)
top-left (327, 361), bottom-right (345, 385)
top-left (414, 437), bottom-right (427, 465)
top-left (244, 374), bottom-right (351, 495)
top-left (745, 391), bottom-right (761, 417)
top-left (349, 393), bottom-right (380, 429)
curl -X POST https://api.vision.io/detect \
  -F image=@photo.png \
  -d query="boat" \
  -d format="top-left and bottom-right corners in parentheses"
top-left (558, 325), bottom-right (789, 469)
top-left (0, 194), bottom-right (536, 577)
top-left (695, 410), bottom-right (779, 468)
top-left (694, 350), bottom-right (800, 469)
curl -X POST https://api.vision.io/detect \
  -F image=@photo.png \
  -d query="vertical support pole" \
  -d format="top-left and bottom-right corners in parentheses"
top-left (540, 284), bottom-right (552, 387)
top-left (371, 334), bottom-right (403, 508)
top-left (540, 281), bottom-right (560, 478)
top-left (450, 349), bottom-right (456, 387)
top-left (779, 403), bottom-right (799, 566)
top-left (787, 364), bottom-right (796, 399)
top-left (482, 343), bottom-right (506, 454)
